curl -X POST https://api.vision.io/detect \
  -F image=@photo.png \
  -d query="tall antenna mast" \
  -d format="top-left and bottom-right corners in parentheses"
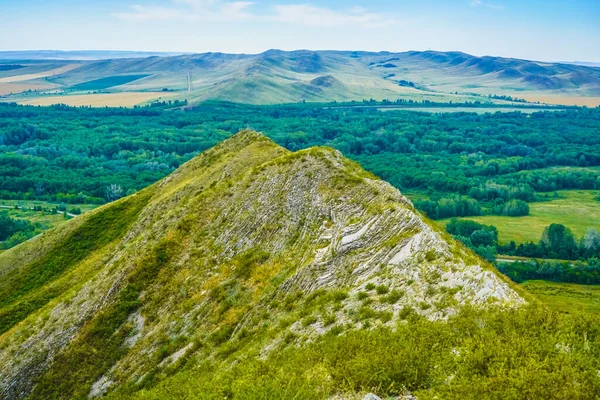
top-left (187, 72), bottom-right (192, 93)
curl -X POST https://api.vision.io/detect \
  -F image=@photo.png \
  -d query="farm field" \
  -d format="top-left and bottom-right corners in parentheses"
top-left (0, 199), bottom-right (97, 226)
top-left (14, 92), bottom-right (174, 107)
top-left (69, 74), bottom-right (150, 91)
top-left (437, 190), bottom-right (600, 244)
top-left (521, 280), bottom-right (600, 314)
top-left (0, 63), bottom-right (81, 83)
top-left (0, 82), bottom-right (56, 95)
top-left (518, 94), bottom-right (600, 107)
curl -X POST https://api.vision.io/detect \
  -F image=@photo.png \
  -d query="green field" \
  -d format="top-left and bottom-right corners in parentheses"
top-left (69, 74), bottom-right (149, 91)
top-left (521, 280), bottom-right (600, 313)
top-left (0, 200), bottom-right (97, 230)
top-left (436, 190), bottom-right (600, 244)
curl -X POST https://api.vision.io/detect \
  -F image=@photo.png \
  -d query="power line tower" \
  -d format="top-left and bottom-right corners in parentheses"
top-left (187, 72), bottom-right (192, 93)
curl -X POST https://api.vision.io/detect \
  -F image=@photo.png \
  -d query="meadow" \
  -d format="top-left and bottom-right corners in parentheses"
top-left (436, 190), bottom-right (600, 244)
top-left (0, 200), bottom-right (98, 249)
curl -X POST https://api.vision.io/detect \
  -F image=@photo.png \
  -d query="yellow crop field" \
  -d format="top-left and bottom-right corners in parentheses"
top-left (521, 94), bottom-right (600, 107)
top-left (0, 82), bottom-right (56, 95)
top-left (17, 92), bottom-right (175, 107)
top-left (0, 64), bottom-right (82, 83)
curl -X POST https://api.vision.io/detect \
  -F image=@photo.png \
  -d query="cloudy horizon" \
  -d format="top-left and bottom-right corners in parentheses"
top-left (1, 0), bottom-right (599, 62)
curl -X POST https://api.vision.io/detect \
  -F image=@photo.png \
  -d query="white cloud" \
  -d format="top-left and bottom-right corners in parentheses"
top-left (112, 5), bottom-right (187, 22)
top-left (269, 4), bottom-right (392, 27)
top-left (113, 1), bottom-right (253, 22)
top-left (469, 0), bottom-right (505, 10)
top-left (221, 2), bottom-right (254, 18)
top-left (113, 1), bottom-right (393, 27)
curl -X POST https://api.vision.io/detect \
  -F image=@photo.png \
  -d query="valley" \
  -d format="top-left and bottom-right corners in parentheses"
top-left (0, 62), bottom-right (599, 400)
top-left (2, 0), bottom-right (599, 396)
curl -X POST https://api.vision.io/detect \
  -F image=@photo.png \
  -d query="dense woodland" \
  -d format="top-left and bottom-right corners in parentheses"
top-left (1, 102), bottom-right (598, 205)
top-left (498, 258), bottom-right (600, 285)
top-left (0, 101), bottom-right (599, 250)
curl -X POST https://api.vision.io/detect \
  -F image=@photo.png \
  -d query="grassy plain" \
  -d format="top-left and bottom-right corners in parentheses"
top-left (521, 280), bottom-right (600, 313)
top-left (436, 190), bottom-right (600, 244)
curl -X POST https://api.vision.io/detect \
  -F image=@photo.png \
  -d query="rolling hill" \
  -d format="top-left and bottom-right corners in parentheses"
top-left (0, 130), bottom-right (525, 399)
top-left (1, 50), bottom-right (599, 106)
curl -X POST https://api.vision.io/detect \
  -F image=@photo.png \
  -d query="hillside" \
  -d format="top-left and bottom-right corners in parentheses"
top-left (1, 50), bottom-right (599, 106)
top-left (0, 130), bottom-right (526, 399)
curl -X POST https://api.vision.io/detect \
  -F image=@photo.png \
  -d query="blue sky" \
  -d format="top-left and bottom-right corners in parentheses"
top-left (1, 0), bottom-right (599, 61)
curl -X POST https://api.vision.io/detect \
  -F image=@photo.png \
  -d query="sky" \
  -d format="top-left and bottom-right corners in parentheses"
top-left (1, 0), bottom-right (599, 62)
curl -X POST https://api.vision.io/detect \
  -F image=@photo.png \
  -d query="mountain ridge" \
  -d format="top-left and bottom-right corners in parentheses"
top-left (1, 130), bottom-right (524, 399)
top-left (2, 49), bottom-right (599, 106)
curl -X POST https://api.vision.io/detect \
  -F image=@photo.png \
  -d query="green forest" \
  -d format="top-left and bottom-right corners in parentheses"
top-left (1, 101), bottom-right (598, 203)
top-left (1, 101), bottom-right (599, 257)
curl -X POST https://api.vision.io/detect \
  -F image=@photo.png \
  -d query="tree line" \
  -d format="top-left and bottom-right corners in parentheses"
top-left (447, 218), bottom-right (600, 262)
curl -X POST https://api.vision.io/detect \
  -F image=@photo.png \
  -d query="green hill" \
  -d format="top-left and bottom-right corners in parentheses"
top-left (0, 130), bottom-right (531, 399)
top-left (2, 50), bottom-right (600, 106)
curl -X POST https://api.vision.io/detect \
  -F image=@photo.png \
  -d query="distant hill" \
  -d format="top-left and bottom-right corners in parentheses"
top-left (561, 61), bottom-right (600, 68)
top-left (0, 50), bottom-right (189, 60)
top-left (0, 130), bottom-right (523, 399)
top-left (1, 49), bottom-right (599, 106)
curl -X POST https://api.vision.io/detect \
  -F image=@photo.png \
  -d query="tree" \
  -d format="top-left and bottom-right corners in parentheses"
top-left (471, 229), bottom-right (497, 247)
top-left (501, 199), bottom-right (529, 216)
top-left (105, 184), bottom-right (124, 202)
top-left (541, 224), bottom-right (578, 259)
top-left (581, 228), bottom-right (600, 257)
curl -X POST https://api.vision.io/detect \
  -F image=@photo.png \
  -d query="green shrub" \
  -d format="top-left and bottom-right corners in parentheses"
top-left (302, 315), bottom-right (318, 327)
top-left (383, 289), bottom-right (404, 304)
top-left (398, 305), bottom-right (414, 320)
top-left (111, 306), bottom-right (600, 400)
top-left (357, 291), bottom-right (369, 300)
top-left (375, 285), bottom-right (389, 295)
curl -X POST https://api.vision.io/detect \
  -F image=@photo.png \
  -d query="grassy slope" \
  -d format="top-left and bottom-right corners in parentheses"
top-left (435, 190), bottom-right (600, 244)
top-left (0, 193), bottom-right (151, 334)
top-left (0, 131), bottom-right (293, 399)
top-left (521, 280), bottom-right (600, 314)
top-left (112, 305), bottom-right (600, 400)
